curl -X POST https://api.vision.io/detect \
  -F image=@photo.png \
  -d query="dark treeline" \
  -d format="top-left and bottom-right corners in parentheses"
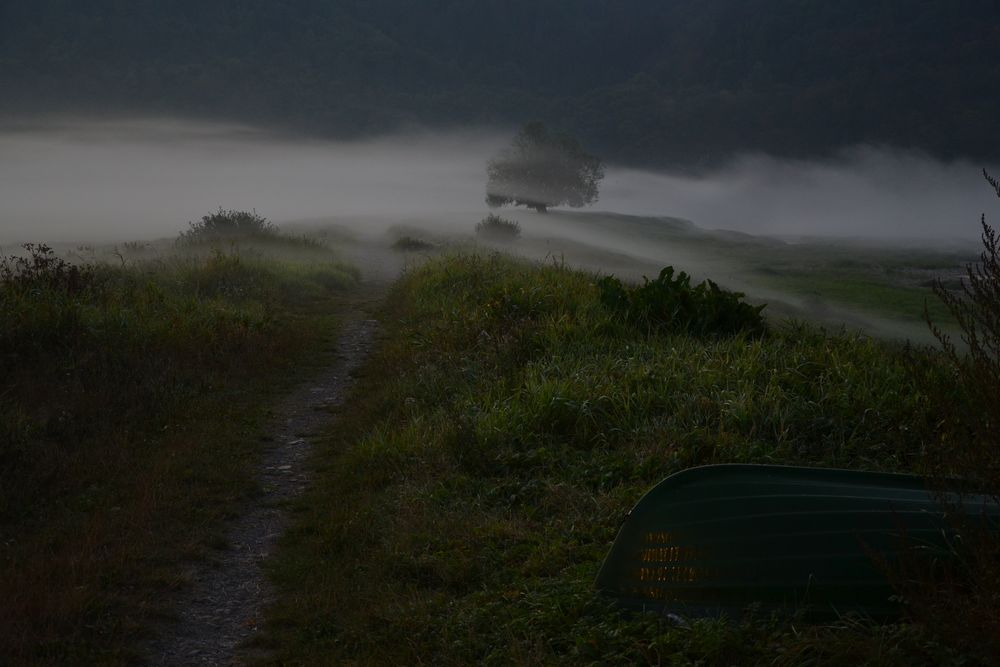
top-left (2, 0), bottom-right (998, 166)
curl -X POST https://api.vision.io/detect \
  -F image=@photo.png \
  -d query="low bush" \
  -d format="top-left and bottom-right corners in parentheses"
top-left (392, 235), bottom-right (436, 252)
top-left (902, 170), bottom-right (1000, 662)
top-left (924, 171), bottom-right (1000, 493)
top-left (598, 266), bottom-right (767, 337)
top-left (178, 208), bottom-right (276, 243)
top-left (177, 209), bottom-right (336, 259)
top-left (476, 213), bottom-right (521, 241)
top-left (0, 243), bottom-right (103, 294)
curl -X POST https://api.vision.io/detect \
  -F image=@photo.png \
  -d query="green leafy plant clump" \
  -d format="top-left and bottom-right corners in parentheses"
top-left (0, 243), bottom-right (105, 294)
top-left (179, 208), bottom-right (277, 242)
top-left (598, 266), bottom-right (767, 337)
top-left (475, 213), bottom-right (522, 241)
top-left (176, 208), bottom-right (334, 256)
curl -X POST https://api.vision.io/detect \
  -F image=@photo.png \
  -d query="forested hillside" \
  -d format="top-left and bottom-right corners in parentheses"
top-left (2, 0), bottom-right (998, 165)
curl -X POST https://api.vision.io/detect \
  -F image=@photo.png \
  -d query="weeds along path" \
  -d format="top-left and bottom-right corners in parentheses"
top-left (141, 282), bottom-right (384, 665)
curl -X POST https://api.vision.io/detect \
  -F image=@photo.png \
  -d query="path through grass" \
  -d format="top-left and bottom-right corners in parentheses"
top-left (0, 241), bottom-right (358, 663)
top-left (262, 253), bottom-right (972, 665)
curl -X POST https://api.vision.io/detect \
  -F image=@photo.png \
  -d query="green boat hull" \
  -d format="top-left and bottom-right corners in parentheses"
top-left (595, 465), bottom-right (999, 618)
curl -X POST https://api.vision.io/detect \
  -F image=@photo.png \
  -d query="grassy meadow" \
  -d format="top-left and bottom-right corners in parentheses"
top-left (261, 252), bottom-right (985, 665)
top-left (0, 223), bottom-right (358, 662)
top-left (464, 211), bottom-right (973, 337)
top-left (1, 206), bottom-right (989, 665)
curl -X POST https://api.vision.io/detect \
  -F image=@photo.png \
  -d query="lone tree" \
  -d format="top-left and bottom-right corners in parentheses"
top-left (486, 122), bottom-right (604, 213)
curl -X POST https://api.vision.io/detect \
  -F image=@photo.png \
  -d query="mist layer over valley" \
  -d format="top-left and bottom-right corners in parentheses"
top-left (1, 118), bottom-right (992, 243)
top-left (0, 118), bottom-right (988, 342)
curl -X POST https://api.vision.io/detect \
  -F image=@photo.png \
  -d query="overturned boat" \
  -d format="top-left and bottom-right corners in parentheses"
top-left (596, 464), bottom-right (999, 618)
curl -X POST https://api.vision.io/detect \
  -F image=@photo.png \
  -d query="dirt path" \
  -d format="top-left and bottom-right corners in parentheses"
top-left (140, 302), bottom-right (379, 665)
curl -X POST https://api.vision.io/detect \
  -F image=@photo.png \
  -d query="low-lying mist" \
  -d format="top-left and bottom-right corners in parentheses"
top-left (0, 118), bottom-right (502, 244)
top-left (0, 117), bottom-right (994, 247)
top-left (605, 149), bottom-right (996, 244)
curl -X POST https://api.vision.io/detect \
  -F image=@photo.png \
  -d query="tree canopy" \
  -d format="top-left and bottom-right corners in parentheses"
top-left (486, 123), bottom-right (604, 213)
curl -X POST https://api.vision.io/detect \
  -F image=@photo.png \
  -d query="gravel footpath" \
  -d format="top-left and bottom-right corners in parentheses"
top-left (140, 312), bottom-right (379, 666)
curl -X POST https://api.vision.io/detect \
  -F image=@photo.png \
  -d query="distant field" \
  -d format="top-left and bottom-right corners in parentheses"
top-left (750, 269), bottom-right (954, 324)
top-left (561, 212), bottom-right (970, 326)
top-left (373, 210), bottom-right (974, 341)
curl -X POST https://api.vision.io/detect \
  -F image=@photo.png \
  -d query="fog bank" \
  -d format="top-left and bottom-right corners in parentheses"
top-left (603, 149), bottom-right (997, 242)
top-left (0, 118), bottom-right (995, 244)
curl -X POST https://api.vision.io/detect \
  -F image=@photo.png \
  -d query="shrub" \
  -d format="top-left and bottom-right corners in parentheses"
top-left (924, 170), bottom-right (1000, 492)
top-left (904, 169), bottom-right (1000, 662)
top-left (598, 266), bottom-right (766, 337)
top-left (178, 208), bottom-right (277, 243)
top-left (0, 243), bottom-right (102, 295)
top-left (392, 235), bottom-right (435, 252)
top-left (475, 214), bottom-right (521, 241)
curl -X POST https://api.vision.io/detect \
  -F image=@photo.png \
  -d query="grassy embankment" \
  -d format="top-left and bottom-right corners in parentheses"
top-left (396, 212), bottom-right (967, 333)
top-left (536, 213), bottom-right (968, 327)
top-left (263, 252), bottom-right (976, 665)
top-left (0, 223), bottom-right (357, 663)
